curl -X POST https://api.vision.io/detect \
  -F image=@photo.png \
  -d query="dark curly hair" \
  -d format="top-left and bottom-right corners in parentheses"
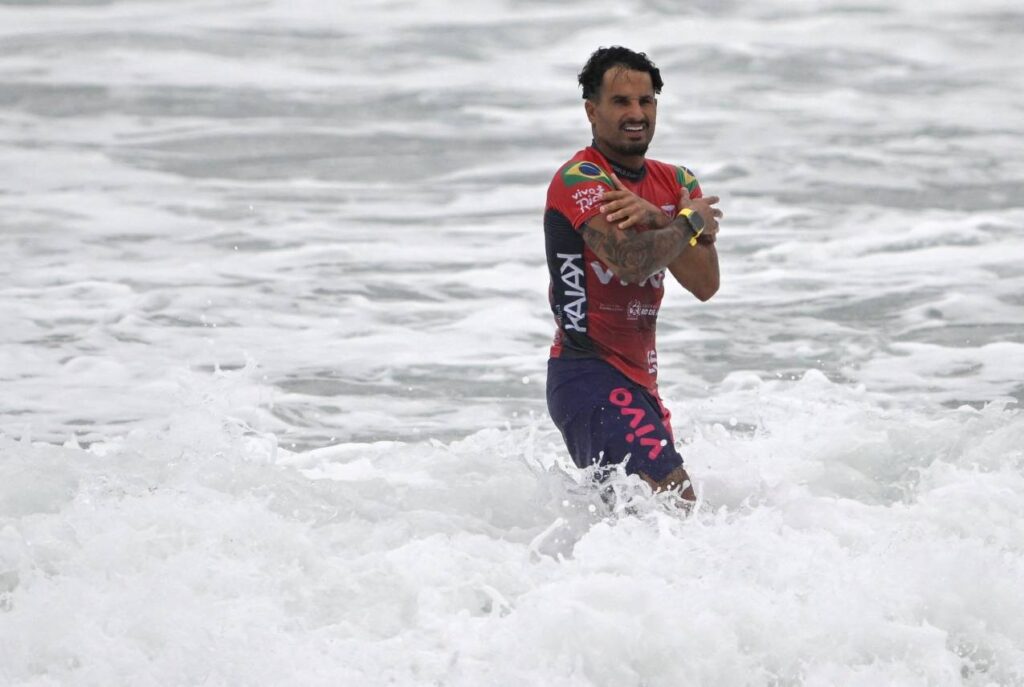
top-left (578, 46), bottom-right (663, 100)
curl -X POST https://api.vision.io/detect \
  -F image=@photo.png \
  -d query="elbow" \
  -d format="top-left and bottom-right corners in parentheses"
top-left (693, 278), bottom-right (719, 302)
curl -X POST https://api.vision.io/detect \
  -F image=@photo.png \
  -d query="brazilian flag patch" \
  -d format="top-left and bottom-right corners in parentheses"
top-left (675, 165), bottom-right (700, 193)
top-left (561, 160), bottom-right (614, 188)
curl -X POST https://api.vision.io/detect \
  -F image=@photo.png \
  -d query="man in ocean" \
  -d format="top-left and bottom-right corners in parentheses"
top-left (544, 46), bottom-right (722, 503)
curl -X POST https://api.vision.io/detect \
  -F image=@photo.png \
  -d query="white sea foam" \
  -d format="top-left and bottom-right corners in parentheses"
top-left (2, 0), bottom-right (1023, 684)
top-left (1, 368), bottom-right (1022, 685)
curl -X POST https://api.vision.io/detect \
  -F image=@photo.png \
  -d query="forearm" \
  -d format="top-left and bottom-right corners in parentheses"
top-left (583, 217), bottom-right (695, 284)
top-left (668, 241), bottom-right (719, 301)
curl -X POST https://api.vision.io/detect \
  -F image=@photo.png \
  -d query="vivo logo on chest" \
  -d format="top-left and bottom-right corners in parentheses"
top-left (590, 261), bottom-right (665, 289)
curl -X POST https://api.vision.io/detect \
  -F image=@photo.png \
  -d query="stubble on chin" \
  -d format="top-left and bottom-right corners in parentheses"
top-left (595, 133), bottom-right (650, 159)
top-left (609, 139), bottom-right (650, 158)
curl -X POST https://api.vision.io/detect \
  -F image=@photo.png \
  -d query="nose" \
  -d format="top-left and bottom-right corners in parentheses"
top-left (625, 99), bottom-right (644, 121)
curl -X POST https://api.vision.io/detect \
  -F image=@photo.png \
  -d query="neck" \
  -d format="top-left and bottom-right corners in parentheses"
top-left (592, 138), bottom-right (646, 174)
top-left (591, 139), bottom-right (647, 182)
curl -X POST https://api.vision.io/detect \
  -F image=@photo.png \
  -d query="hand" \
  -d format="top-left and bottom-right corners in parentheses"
top-left (599, 173), bottom-right (673, 230)
top-left (678, 186), bottom-right (722, 245)
top-left (640, 465), bottom-right (697, 511)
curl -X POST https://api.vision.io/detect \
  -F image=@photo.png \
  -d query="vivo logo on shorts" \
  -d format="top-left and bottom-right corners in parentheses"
top-left (608, 387), bottom-right (665, 460)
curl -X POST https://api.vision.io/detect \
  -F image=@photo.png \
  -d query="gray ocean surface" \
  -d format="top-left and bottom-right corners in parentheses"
top-left (2, 1), bottom-right (1023, 685)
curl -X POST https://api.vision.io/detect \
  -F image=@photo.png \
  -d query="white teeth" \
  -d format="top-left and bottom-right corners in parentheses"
top-left (624, 125), bottom-right (644, 131)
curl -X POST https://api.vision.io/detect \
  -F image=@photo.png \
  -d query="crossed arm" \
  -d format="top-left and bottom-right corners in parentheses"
top-left (581, 218), bottom-right (693, 284)
top-left (580, 175), bottom-right (722, 300)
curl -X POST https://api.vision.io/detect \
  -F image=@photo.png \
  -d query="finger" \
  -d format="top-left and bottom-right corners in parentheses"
top-left (607, 205), bottom-right (639, 223)
top-left (712, 209), bottom-right (724, 218)
top-left (701, 195), bottom-right (720, 205)
top-left (607, 209), bottom-right (627, 222)
top-left (678, 186), bottom-right (690, 203)
top-left (598, 192), bottom-right (629, 213)
top-left (618, 215), bottom-right (639, 230)
top-left (600, 198), bottom-right (627, 214)
top-left (610, 173), bottom-right (625, 190)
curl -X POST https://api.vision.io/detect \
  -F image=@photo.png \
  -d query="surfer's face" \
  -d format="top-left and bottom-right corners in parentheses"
top-left (585, 67), bottom-right (657, 161)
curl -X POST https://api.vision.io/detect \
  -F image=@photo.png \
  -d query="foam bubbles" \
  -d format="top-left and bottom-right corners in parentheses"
top-left (2, 374), bottom-right (1022, 684)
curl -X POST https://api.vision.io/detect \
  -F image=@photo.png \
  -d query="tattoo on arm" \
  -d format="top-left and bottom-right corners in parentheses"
top-left (582, 219), bottom-right (691, 283)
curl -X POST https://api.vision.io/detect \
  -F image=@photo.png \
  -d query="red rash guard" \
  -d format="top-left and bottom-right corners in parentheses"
top-left (544, 145), bottom-right (702, 390)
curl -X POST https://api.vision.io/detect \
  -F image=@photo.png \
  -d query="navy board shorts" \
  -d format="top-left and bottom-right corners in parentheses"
top-left (546, 357), bottom-right (684, 483)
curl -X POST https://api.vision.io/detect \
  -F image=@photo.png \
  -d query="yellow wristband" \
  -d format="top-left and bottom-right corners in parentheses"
top-left (676, 207), bottom-right (704, 246)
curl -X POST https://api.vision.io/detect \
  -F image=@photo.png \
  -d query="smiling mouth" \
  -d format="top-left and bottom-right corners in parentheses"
top-left (621, 122), bottom-right (647, 135)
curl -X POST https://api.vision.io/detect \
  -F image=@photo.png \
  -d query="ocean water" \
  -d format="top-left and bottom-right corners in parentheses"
top-left (2, 0), bottom-right (1023, 685)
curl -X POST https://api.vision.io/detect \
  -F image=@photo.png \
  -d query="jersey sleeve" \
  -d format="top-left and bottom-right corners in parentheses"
top-left (547, 160), bottom-right (616, 230)
top-left (674, 165), bottom-right (703, 200)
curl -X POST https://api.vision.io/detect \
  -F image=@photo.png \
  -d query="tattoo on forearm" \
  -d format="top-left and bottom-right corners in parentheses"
top-left (582, 219), bottom-right (690, 283)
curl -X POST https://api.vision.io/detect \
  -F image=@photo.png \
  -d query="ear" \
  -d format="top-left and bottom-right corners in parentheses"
top-left (584, 98), bottom-right (596, 125)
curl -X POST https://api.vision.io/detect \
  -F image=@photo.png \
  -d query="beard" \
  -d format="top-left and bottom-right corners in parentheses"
top-left (607, 139), bottom-right (650, 157)
top-left (595, 129), bottom-right (651, 159)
